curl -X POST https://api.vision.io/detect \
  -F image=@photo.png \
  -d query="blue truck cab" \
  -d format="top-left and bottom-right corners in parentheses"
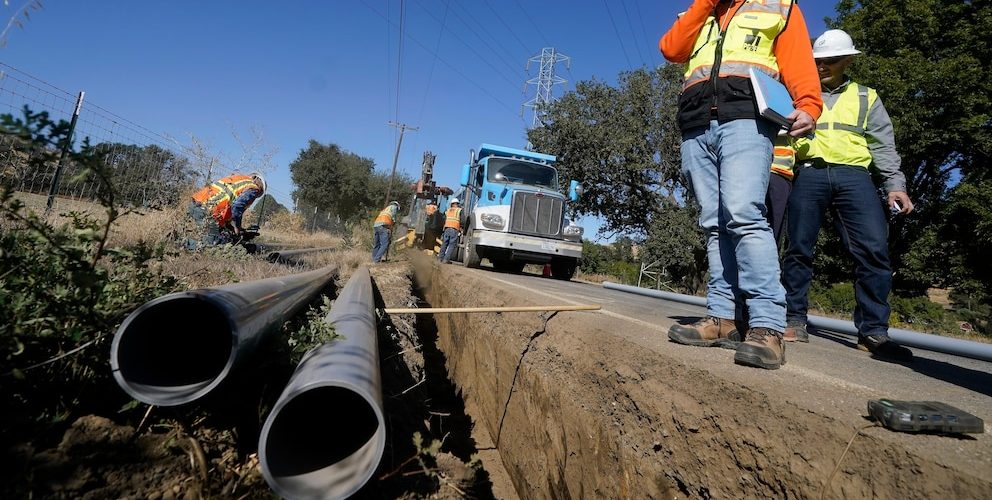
top-left (455, 143), bottom-right (583, 280)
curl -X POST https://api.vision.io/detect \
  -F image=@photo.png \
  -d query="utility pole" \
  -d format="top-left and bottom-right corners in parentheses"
top-left (523, 48), bottom-right (570, 130)
top-left (383, 121), bottom-right (419, 207)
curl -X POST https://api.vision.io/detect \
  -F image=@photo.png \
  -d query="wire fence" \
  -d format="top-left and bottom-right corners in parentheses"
top-left (0, 62), bottom-right (201, 211)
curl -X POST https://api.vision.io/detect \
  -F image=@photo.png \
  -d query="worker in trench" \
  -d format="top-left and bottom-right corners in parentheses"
top-left (187, 172), bottom-right (265, 248)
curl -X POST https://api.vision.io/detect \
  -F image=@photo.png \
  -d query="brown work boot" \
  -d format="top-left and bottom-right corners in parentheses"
top-left (668, 316), bottom-right (741, 347)
top-left (783, 320), bottom-right (810, 343)
top-left (734, 327), bottom-right (786, 369)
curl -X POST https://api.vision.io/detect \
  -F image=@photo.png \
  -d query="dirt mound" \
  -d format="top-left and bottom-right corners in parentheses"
top-left (5, 415), bottom-right (267, 499)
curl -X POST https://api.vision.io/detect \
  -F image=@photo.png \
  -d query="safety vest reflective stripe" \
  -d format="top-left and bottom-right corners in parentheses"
top-left (191, 175), bottom-right (257, 225)
top-left (374, 207), bottom-right (394, 226)
top-left (682, 0), bottom-right (793, 90)
top-left (796, 83), bottom-right (876, 168)
top-left (444, 207), bottom-right (461, 230)
top-left (770, 141), bottom-right (796, 179)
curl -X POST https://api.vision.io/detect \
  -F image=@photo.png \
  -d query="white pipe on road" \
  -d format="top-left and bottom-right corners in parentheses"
top-left (602, 281), bottom-right (992, 363)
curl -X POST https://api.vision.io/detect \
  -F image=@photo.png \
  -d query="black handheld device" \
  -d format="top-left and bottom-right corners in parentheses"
top-left (868, 399), bottom-right (984, 434)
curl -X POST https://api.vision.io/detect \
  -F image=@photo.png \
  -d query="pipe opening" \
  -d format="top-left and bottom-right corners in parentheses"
top-left (265, 386), bottom-right (380, 476)
top-left (115, 297), bottom-right (232, 397)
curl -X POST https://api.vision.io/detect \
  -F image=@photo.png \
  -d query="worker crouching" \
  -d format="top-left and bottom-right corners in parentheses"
top-left (187, 173), bottom-right (265, 248)
top-left (372, 201), bottom-right (400, 262)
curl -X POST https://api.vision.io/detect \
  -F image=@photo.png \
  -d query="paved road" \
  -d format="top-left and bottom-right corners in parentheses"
top-left (467, 266), bottom-right (992, 476)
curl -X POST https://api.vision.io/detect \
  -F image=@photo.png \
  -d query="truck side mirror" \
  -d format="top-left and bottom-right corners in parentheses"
top-left (460, 164), bottom-right (471, 187)
top-left (569, 180), bottom-right (583, 201)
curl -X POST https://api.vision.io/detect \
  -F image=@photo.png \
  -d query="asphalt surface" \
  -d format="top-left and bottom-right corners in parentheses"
top-left (470, 267), bottom-right (992, 478)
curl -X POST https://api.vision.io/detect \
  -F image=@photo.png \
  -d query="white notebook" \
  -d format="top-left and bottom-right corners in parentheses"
top-left (749, 67), bottom-right (795, 130)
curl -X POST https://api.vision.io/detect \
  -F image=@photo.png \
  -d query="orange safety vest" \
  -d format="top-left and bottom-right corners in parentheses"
top-left (443, 207), bottom-right (462, 231)
top-left (374, 205), bottom-right (397, 227)
top-left (425, 203), bottom-right (438, 216)
top-left (191, 174), bottom-right (260, 226)
top-left (770, 136), bottom-right (796, 180)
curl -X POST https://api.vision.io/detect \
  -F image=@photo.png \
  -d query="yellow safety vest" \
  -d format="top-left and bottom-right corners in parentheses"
top-left (683, 0), bottom-right (794, 90)
top-left (795, 82), bottom-right (876, 168)
top-left (374, 206), bottom-right (396, 227)
top-left (444, 207), bottom-right (462, 231)
top-left (191, 174), bottom-right (260, 225)
top-left (771, 135), bottom-right (796, 180)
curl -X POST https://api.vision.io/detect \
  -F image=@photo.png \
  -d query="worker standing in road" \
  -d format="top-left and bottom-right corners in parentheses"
top-left (188, 172), bottom-right (266, 247)
top-left (782, 30), bottom-right (915, 361)
top-left (372, 200), bottom-right (400, 263)
top-left (437, 199), bottom-right (462, 264)
top-left (660, 0), bottom-right (822, 369)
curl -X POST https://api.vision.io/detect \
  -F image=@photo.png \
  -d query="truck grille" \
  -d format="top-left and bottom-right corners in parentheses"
top-left (509, 191), bottom-right (564, 238)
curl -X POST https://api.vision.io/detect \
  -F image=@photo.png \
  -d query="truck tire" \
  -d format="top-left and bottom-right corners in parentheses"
top-left (462, 234), bottom-right (482, 268)
top-left (550, 258), bottom-right (576, 281)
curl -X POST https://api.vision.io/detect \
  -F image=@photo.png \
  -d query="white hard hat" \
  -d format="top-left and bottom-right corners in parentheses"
top-left (390, 200), bottom-right (400, 206)
top-left (450, 198), bottom-right (460, 205)
top-left (250, 173), bottom-right (266, 192)
top-left (812, 29), bottom-right (861, 58)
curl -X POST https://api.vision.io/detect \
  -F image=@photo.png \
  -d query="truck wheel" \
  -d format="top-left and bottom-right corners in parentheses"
top-left (550, 258), bottom-right (576, 281)
top-left (462, 234), bottom-right (482, 268)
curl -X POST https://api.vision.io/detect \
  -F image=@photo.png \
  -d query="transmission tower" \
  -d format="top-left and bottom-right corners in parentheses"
top-left (523, 47), bottom-right (570, 129)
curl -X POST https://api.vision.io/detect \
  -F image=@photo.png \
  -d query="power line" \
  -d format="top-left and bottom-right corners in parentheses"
top-left (409, 0), bottom-right (524, 89)
top-left (424, 0), bottom-right (527, 81)
top-left (633, 0), bottom-right (662, 65)
top-left (358, 0), bottom-right (524, 122)
top-left (480, 0), bottom-right (532, 53)
top-left (416, 0), bottom-right (448, 125)
top-left (619, 0), bottom-right (647, 66)
top-left (395, 0), bottom-right (406, 122)
top-left (511, 0), bottom-right (551, 47)
top-left (602, 0), bottom-right (633, 70)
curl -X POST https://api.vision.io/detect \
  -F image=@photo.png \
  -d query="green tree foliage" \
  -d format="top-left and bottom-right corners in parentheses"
top-left (289, 140), bottom-right (414, 227)
top-left (1, 108), bottom-right (181, 436)
top-left (829, 0), bottom-right (992, 286)
top-left (527, 65), bottom-right (685, 237)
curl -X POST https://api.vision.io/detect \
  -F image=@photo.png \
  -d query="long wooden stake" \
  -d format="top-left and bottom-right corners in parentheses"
top-left (383, 304), bottom-right (600, 314)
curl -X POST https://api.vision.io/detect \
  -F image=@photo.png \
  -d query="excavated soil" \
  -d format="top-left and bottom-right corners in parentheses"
top-left (417, 259), bottom-right (991, 499)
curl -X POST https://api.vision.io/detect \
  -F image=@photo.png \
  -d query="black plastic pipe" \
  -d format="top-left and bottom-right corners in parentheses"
top-left (267, 246), bottom-right (336, 264)
top-left (110, 266), bottom-right (337, 406)
top-left (259, 267), bottom-right (385, 499)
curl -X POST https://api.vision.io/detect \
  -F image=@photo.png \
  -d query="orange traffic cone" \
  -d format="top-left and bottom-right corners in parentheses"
top-left (542, 263), bottom-right (552, 277)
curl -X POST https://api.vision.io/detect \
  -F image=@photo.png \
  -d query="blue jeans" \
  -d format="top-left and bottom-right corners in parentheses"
top-left (438, 227), bottom-right (460, 262)
top-left (372, 225), bottom-right (391, 262)
top-left (783, 164), bottom-right (891, 336)
top-left (681, 119), bottom-right (785, 331)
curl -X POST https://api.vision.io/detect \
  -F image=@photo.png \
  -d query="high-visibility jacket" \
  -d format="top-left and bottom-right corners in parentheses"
top-left (771, 135), bottom-right (796, 180)
top-left (374, 205), bottom-right (398, 228)
top-left (191, 174), bottom-right (260, 226)
top-left (795, 82), bottom-right (877, 168)
top-left (677, 0), bottom-right (794, 130)
top-left (443, 207), bottom-right (462, 231)
top-left (425, 203), bottom-right (438, 216)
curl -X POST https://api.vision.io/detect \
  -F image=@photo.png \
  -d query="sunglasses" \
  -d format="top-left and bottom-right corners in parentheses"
top-left (815, 56), bottom-right (847, 66)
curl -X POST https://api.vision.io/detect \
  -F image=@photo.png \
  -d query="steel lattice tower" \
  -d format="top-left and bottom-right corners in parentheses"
top-left (523, 47), bottom-right (570, 129)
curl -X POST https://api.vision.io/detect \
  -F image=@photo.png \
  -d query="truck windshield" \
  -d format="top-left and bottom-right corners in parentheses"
top-left (486, 158), bottom-right (558, 190)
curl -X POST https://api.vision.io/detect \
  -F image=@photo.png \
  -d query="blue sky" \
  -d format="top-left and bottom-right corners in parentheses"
top-left (0, 0), bottom-right (837, 240)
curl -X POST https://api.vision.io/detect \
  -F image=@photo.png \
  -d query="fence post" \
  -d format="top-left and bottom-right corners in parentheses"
top-left (45, 90), bottom-right (85, 216)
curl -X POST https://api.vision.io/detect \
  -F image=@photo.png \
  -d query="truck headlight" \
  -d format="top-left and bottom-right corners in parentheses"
top-left (563, 224), bottom-right (583, 241)
top-left (480, 213), bottom-right (505, 229)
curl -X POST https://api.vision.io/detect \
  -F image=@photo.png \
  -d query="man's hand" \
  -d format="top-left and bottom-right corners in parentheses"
top-left (787, 109), bottom-right (815, 138)
top-left (887, 192), bottom-right (914, 215)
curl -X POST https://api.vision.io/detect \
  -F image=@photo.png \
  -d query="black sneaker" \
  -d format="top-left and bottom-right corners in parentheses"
top-left (858, 334), bottom-right (913, 362)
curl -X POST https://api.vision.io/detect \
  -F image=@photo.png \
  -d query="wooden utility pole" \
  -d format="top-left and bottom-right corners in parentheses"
top-left (383, 121), bottom-right (418, 207)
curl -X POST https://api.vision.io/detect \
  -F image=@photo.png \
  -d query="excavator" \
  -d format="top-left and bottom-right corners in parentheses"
top-left (400, 151), bottom-right (453, 253)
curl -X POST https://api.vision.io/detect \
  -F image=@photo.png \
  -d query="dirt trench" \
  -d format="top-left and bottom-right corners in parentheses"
top-left (419, 262), bottom-right (991, 499)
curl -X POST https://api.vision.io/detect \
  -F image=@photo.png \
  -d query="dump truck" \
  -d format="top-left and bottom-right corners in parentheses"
top-left (455, 143), bottom-right (583, 280)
